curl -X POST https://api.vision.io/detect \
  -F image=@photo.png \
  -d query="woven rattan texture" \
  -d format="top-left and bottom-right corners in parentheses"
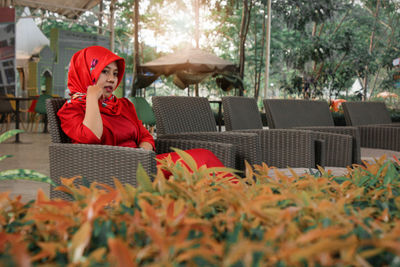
top-left (155, 139), bottom-right (235, 169)
top-left (46, 98), bottom-right (70, 144)
top-left (342, 101), bottom-right (392, 126)
top-left (158, 132), bottom-right (261, 172)
top-left (152, 96), bottom-right (263, 171)
top-left (357, 125), bottom-right (400, 151)
top-left (47, 97), bottom-right (239, 199)
top-left (152, 96), bottom-right (217, 135)
top-left (263, 99), bottom-right (359, 166)
top-left (343, 102), bottom-right (400, 152)
top-left (222, 96), bottom-right (263, 131)
top-left (49, 143), bottom-right (156, 199)
top-left (295, 126), bottom-right (361, 164)
top-left (311, 131), bottom-right (353, 167)
top-left (237, 129), bottom-right (316, 168)
top-left (264, 99), bottom-right (335, 129)
top-left (46, 98), bottom-right (158, 199)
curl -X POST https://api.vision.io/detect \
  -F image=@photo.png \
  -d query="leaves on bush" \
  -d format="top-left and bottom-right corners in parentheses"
top-left (1, 155), bottom-right (400, 266)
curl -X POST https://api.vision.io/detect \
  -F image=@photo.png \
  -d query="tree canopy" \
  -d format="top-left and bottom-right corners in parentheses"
top-left (28, 0), bottom-right (400, 104)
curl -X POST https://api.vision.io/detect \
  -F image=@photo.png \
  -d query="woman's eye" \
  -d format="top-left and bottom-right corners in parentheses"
top-left (114, 73), bottom-right (118, 77)
top-left (102, 70), bottom-right (108, 74)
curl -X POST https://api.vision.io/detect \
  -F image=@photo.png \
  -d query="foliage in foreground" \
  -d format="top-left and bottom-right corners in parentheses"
top-left (1, 152), bottom-right (400, 266)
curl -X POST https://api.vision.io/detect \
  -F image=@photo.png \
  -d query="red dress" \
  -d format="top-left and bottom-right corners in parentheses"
top-left (58, 97), bottom-right (155, 149)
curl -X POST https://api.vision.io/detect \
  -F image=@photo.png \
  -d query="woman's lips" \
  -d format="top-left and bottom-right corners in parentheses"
top-left (104, 86), bottom-right (113, 92)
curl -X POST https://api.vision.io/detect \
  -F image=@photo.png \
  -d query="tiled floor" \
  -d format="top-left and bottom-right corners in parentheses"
top-left (0, 130), bottom-right (51, 202)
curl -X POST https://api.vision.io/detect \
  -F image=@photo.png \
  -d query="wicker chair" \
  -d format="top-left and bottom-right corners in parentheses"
top-left (46, 98), bottom-right (235, 199)
top-left (262, 98), bottom-right (358, 167)
top-left (222, 96), bottom-right (330, 168)
top-left (342, 101), bottom-right (400, 152)
top-left (152, 96), bottom-right (323, 170)
top-left (222, 96), bottom-right (357, 168)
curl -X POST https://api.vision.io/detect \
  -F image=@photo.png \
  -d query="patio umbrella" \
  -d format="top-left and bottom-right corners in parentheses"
top-left (134, 48), bottom-right (242, 91)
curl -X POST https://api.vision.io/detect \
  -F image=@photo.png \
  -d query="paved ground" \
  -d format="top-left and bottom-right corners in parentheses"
top-left (0, 130), bottom-right (51, 202)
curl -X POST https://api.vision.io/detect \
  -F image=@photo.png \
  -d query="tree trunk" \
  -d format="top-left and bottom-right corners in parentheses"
top-left (131, 0), bottom-right (140, 97)
top-left (98, 0), bottom-right (103, 35)
top-left (109, 0), bottom-right (116, 52)
top-left (254, 3), bottom-right (267, 100)
top-left (238, 0), bottom-right (252, 96)
top-left (363, 0), bottom-right (380, 100)
top-left (263, 0), bottom-right (271, 100)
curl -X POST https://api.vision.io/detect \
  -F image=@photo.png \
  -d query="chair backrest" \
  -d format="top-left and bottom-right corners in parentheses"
top-left (263, 99), bottom-right (335, 128)
top-left (222, 96), bottom-right (263, 131)
top-left (342, 101), bottom-right (392, 126)
top-left (46, 98), bottom-right (71, 143)
top-left (35, 94), bottom-right (53, 114)
top-left (152, 96), bottom-right (217, 135)
top-left (0, 98), bottom-right (13, 113)
top-left (128, 97), bottom-right (156, 126)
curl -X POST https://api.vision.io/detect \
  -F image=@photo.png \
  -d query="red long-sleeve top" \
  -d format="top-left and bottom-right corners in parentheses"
top-left (57, 97), bottom-right (155, 149)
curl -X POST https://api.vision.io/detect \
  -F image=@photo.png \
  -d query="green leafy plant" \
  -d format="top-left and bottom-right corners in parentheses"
top-left (1, 149), bottom-right (400, 266)
top-left (0, 130), bottom-right (55, 185)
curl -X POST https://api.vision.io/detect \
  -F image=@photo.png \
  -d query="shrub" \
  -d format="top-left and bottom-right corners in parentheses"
top-left (1, 151), bottom-right (400, 266)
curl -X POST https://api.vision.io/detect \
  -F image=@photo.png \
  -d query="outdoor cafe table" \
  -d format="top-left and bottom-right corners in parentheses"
top-left (0, 96), bottom-right (38, 143)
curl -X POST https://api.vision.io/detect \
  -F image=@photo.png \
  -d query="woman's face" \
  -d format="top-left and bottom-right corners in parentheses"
top-left (96, 61), bottom-right (119, 98)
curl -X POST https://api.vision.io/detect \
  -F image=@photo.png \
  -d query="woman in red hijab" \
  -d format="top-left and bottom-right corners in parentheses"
top-left (58, 46), bottom-right (154, 149)
top-left (58, 46), bottom-right (234, 180)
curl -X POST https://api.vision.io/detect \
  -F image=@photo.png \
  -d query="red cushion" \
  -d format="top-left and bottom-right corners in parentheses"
top-left (156, 148), bottom-right (238, 183)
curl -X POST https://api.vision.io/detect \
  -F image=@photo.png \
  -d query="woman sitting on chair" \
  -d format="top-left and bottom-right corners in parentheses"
top-left (57, 46), bottom-right (231, 179)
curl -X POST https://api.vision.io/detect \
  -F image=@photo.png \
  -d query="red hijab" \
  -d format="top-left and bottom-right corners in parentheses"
top-left (67, 46), bottom-right (125, 115)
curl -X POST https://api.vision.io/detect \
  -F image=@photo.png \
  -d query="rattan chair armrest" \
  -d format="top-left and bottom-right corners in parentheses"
top-left (232, 129), bottom-right (317, 169)
top-left (155, 139), bottom-right (235, 169)
top-left (157, 132), bottom-right (261, 171)
top-left (357, 125), bottom-right (400, 151)
top-left (305, 131), bottom-right (353, 167)
top-left (49, 143), bottom-right (156, 199)
top-left (294, 126), bottom-right (361, 164)
top-left (365, 123), bottom-right (400, 127)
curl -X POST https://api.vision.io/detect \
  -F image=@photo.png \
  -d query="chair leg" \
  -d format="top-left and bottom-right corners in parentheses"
top-left (28, 112), bottom-right (36, 132)
top-left (20, 112), bottom-right (31, 132)
top-left (43, 114), bottom-right (48, 133)
top-left (33, 114), bottom-right (41, 133)
top-left (3, 114), bottom-right (11, 131)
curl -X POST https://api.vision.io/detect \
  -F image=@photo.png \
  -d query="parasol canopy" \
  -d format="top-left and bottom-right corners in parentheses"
top-left (141, 47), bottom-right (235, 76)
top-left (16, 7), bottom-right (50, 66)
top-left (135, 48), bottom-right (242, 91)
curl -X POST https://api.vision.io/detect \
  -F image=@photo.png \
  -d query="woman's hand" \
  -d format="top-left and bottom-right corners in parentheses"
top-left (139, 142), bottom-right (154, 151)
top-left (83, 85), bottom-right (103, 139)
top-left (87, 85), bottom-right (104, 100)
